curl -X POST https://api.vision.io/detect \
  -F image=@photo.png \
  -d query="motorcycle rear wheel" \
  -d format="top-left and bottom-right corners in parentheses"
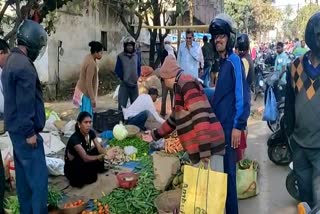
top-left (286, 171), bottom-right (300, 201)
top-left (268, 144), bottom-right (292, 166)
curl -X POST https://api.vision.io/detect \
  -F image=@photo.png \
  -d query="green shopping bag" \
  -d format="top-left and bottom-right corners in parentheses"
top-left (236, 160), bottom-right (259, 199)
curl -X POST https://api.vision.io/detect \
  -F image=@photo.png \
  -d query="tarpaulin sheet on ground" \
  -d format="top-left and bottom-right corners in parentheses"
top-left (0, 132), bottom-right (66, 164)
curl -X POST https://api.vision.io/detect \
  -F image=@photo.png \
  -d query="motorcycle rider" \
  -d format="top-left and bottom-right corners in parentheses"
top-left (2, 20), bottom-right (48, 213)
top-left (284, 11), bottom-right (320, 209)
top-left (209, 13), bottom-right (251, 214)
top-left (235, 33), bottom-right (254, 91)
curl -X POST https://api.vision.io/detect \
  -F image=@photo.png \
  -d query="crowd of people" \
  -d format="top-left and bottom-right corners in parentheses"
top-left (0, 8), bottom-right (318, 214)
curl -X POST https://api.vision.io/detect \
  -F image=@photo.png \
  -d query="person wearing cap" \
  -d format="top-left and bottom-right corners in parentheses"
top-left (2, 20), bottom-right (48, 213)
top-left (114, 36), bottom-right (141, 110)
top-left (209, 14), bottom-right (250, 214)
top-left (123, 88), bottom-right (165, 130)
top-left (138, 65), bottom-right (162, 96)
top-left (150, 55), bottom-right (225, 171)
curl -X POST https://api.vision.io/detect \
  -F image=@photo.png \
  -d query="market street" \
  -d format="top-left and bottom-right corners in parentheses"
top-left (239, 121), bottom-right (296, 214)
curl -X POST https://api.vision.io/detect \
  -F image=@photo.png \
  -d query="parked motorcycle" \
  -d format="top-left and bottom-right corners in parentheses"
top-left (267, 115), bottom-right (292, 165)
top-left (264, 72), bottom-right (286, 132)
top-left (286, 162), bottom-right (300, 201)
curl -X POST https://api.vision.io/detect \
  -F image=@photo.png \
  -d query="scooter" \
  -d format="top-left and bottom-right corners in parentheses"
top-left (267, 115), bottom-right (292, 165)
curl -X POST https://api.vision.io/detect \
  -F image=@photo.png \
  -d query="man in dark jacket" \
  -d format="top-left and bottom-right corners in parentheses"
top-left (201, 35), bottom-right (215, 86)
top-left (235, 33), bottom-right (255, 89)
top-left (115, 37), bottom-right (141, 110)
top-left (209, 14), bottom-right (251, 214)
top-left (284, 12), bottom-right (320, 209)
top-left (2, 20), bottom-right (48, 214)
top-left (0, 39), bottom-right (9, 214)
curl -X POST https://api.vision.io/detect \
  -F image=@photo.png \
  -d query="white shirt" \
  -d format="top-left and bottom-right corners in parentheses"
top-left (177, 41), bottom-right (204, 78)
top-left (0, 68), bottom-right (4, 113)
top-left (122, 94), bottom-right (165, 124)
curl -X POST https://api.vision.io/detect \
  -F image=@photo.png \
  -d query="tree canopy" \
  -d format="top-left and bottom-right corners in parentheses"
top-left (225, 0), bottom-right (282, 38)
top-left (0, 0), bottom-right (73, 43)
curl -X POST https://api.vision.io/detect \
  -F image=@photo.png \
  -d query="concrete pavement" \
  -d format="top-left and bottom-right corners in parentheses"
top-left (239, 121), bottom-right (297, 214)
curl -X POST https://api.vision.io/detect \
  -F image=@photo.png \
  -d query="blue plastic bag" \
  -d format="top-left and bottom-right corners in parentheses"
top-left (263, 87), bottom-right (278, 121)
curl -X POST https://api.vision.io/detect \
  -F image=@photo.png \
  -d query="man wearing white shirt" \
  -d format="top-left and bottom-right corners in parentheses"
top-left (177, 29), bottom-right (204, 78)
top-left (123, 88), bottom-right (165, 130)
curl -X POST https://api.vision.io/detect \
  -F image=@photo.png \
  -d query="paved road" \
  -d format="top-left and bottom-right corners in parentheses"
top-left (239, 121), bottom-right (297, 214)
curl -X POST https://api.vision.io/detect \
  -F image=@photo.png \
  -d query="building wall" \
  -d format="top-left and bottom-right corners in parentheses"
top-left (35, 0), bottom-right (127, 86)
top-left (194, 0), bottom-right (224, 24)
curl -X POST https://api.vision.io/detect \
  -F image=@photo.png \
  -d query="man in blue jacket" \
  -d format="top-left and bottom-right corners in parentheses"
top-left (2, 20), bottom-right (48, 214)
top-left (209, 14), bottom-right (251, 214)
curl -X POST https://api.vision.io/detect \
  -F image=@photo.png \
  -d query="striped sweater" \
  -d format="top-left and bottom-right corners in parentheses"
top-left (152, 73), bottom-right (225, 163)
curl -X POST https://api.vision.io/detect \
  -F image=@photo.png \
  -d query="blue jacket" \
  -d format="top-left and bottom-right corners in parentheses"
top-left (212, 52), bottom-right (250, 130)
top-left (2, 48), bottom-right (45, 137)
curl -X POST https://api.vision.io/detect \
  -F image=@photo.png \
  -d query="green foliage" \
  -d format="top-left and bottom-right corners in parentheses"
top-left (292, 3), bottom-right (320, 39)
top-left (225, 0), bottom-right (282, 36)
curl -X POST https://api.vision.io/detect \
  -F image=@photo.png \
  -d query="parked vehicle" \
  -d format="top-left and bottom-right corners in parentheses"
top-left (286, 162), bottom-right (300, 201)
top-left (267, 115), bottom-right (292, 165)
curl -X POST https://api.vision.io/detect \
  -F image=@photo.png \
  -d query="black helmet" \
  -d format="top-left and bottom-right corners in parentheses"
top-left (236, 33), bottom-right (250, 51)
top-left (305, 12), bottom-right (320, 55)
top-left (209, 13), bottom-right (237, 50)
top-left (17, 20), bottom-right (47, 61)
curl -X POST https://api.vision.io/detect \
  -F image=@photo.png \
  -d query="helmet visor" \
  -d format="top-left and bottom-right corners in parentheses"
top-left (36, 45), bottom-right (47, 60)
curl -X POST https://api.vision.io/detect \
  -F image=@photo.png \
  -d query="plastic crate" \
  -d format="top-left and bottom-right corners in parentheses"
top-left (93, 109), bottom-right (124, 132)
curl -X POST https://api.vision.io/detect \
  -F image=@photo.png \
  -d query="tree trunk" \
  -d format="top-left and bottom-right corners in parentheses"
top-left (149, 30), bottom-right (157, 68)
top-left (148, 0), bottom-right (161, 68)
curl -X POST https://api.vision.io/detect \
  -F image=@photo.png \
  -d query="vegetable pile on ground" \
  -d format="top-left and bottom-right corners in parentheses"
top-left (171, 165), bottom-right (184, 189)
top-left (164, 132), bottom-right (183, 154)
top-left (5, 196), bottom-right (19, 214)
top-left (104, 146), bottom-right (130, 167)
top-left (82, 199), bottom-right (110, 214)
top-left (108, 137), bottom-right (149, 158)
top-left (100, 156), bottom-right (160, 214)
top-left (63, 199), bottom-right (85, 208)
top-left (48, 186), bottom-right (63, 208)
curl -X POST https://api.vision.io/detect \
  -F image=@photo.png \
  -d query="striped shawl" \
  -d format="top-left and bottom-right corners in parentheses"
top-left (152, 73), bottom-right (225, 163)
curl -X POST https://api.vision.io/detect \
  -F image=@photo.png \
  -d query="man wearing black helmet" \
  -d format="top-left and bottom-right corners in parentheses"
top-left (284, 11), bottom-right (320, 209)
top-left (115, 36), bottom-right (141, 110)
top-left (1, 20), bottom-right (48, 213)
top-left (209, 14), bottom-right (251, 214)
top-left (235, 34), bottom-right (254, 89)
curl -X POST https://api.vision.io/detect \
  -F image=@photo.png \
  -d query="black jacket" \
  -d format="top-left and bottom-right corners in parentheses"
top-left (2, 48), bottom-right (45, 137)
top-left (284, 61), bottom-right (295, 137)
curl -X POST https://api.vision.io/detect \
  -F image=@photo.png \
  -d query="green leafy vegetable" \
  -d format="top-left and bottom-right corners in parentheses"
top-left (100, 156), bottom-right (160, 214)
top-left (109, 137), bottom-right (149, 158)
top-left (5, 196), bottom-right (19, 214)
top-left (48, 186), bottom-right (63, 207)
